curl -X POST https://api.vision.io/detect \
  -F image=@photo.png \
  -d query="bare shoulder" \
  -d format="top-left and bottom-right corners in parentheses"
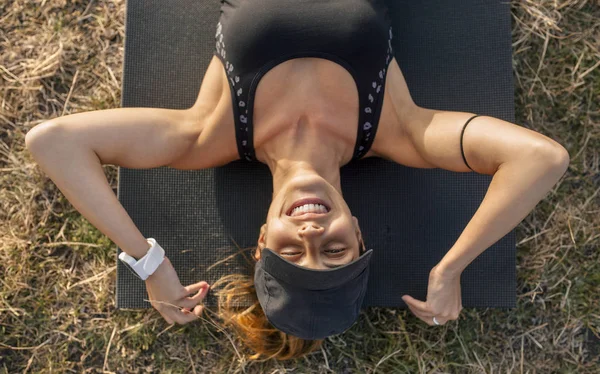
top-left (374, 96), bottom-right (568, 175)
top-left (368, 59), bottom-right (437, 168)
top-left (368, 59), bottom-right (569, 174)
top-left (168, 55), bottom-right (241, 170)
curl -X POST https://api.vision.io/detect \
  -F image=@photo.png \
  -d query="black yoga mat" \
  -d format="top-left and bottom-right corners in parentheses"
top-left (116, 0), bottom-right (516, 309)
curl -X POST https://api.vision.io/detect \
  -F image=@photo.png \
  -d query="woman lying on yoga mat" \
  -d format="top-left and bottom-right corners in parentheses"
top-left (25, 0), bottom-right (569, 361)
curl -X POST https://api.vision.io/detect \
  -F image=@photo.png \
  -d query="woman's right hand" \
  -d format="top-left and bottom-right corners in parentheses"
top-left (144, 256), bottom-right (210, 324)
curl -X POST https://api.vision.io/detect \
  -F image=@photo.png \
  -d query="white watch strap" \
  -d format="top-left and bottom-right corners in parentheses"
top-left (118, 238), bottom-right (165, 280)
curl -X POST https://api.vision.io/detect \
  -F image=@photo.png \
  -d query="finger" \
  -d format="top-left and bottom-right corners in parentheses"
top-left (192, 304), bottom-right (205, 317)
top-left (407, 303), bottom-right (434, 318)
top-left (407, 305), bottom-right (437, 326)
top-left (411, 310), bottom-right (435, 326)
top-left (170, 309), bottom-right (199, 325)
top-left (402, 295), bottom-right (431, 313)
top-left (424, 313), bottom-right (448, 326)
top-left (183, 281), bottom-right (210, 296)
top-left (179, 283), bottom-right (210, 309)
top-left (405, 302), bottom-right (445, 326)
top-left (179, 304), bottom-right (204, 318)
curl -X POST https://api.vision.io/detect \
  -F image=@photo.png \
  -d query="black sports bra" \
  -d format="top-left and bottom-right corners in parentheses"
top-left (214, 0), bottom-right (394, 162)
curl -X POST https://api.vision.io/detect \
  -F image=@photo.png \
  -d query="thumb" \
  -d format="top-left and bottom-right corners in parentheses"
top-left (192, 304), bottom-right (205, 317)
top-left (403, 295), bottom-right (425, 308)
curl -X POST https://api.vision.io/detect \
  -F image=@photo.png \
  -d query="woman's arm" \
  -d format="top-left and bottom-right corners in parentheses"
top-left (25, 107), bottom-right (211, 324)
top-left (436, 154), bottom-right (569, 277)
top-left (394, 108), bottom-right (569, 326)
top-left (24, 107), bottom-right (200, 259)
top-left (400, 107), bottom-right (570, 276)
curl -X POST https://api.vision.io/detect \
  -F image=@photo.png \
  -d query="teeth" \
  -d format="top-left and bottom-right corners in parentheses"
top-left (291, 203), bottom-right (328, 216)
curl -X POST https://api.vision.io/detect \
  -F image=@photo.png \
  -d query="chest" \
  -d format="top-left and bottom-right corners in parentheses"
top-left (180, 55), bottom-right (415, 169)
top-left (252, 58), bottom-right (367, 152)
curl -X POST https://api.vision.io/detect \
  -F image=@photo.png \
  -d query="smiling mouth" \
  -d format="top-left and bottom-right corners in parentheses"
top-left (286, 198), bottom-right (331, 216)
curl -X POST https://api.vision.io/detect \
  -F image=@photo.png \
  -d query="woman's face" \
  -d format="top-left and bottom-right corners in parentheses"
top-left (255, 173), bottom-right (363, 269)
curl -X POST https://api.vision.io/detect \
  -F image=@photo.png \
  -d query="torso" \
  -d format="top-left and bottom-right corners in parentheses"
top-left (176, 54), bottom-right (420, 170)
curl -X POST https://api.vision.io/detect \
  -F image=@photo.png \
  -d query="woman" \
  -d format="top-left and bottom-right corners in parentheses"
top-left (25, 0), bottom-right (569, 361)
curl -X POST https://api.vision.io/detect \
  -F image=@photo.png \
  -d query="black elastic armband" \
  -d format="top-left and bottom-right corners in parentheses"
top-left (460, 115), bottom-right (480, 171)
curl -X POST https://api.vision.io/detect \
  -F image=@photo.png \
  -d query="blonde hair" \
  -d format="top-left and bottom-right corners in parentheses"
top-left (208, 245), bottom-right (324, 361)
top-left (204, 235), bottom-right (366, 361)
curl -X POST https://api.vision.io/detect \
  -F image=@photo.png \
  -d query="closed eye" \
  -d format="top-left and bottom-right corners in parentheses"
top-left (281, 247), bottom-right (347, 256)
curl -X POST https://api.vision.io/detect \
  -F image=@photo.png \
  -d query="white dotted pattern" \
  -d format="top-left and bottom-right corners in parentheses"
top-left (215, 21), bottom-right (253, 161)
top-left (355, 25), bottom-right (393, 159)
top-left (215, 20), bottom-right (394, 162)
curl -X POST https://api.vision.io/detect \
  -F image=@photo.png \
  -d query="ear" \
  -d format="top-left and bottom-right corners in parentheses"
top-left (254, 223), bottom-right (267, 260)
top-left (352, 216), bottom-right (364, 251)
top-left (352, 216), bottom-right (362, 237)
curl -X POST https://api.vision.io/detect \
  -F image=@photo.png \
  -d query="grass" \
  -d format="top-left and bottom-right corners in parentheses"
top-left (1, 0), bottom-right (599, 372)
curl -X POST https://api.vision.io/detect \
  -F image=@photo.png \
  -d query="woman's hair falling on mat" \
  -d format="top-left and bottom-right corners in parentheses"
top-left (24, 0), bottom-right (570, 362)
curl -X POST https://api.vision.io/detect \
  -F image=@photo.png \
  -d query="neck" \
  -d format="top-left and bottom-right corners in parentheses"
top-left (256, 115), bottom-right (352, 195)
top-left (268, 157), bottom-right (342, 197)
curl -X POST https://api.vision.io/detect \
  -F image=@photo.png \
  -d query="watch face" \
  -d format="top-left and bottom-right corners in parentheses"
top-left (122, 260), bottom-right (144, 281)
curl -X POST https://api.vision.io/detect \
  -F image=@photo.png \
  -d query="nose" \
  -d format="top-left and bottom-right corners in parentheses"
top-left (297, 224), bottom-right (326, 269)
top-left (298, 224), bottom-right (324, 238)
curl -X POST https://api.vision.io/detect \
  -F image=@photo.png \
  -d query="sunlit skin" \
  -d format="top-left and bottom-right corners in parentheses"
top-left (251, 114), bottom-right (366, 269)
top-left (254, 169), bottom-right (365, 269)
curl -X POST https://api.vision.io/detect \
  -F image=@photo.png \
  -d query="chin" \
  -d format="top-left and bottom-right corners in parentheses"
top-left (285, 173), bottom-right (330, 189)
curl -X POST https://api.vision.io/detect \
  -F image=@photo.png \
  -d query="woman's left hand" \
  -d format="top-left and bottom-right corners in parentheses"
top-left (401, 265), bottom-right (463, 326)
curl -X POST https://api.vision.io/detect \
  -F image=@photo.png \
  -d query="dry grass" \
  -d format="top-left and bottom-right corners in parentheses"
top-left (1, 0), bottom-right (599, 372)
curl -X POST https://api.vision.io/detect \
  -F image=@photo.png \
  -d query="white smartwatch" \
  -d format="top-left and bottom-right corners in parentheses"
top-left (118, 238), bottom-right (165, 280)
